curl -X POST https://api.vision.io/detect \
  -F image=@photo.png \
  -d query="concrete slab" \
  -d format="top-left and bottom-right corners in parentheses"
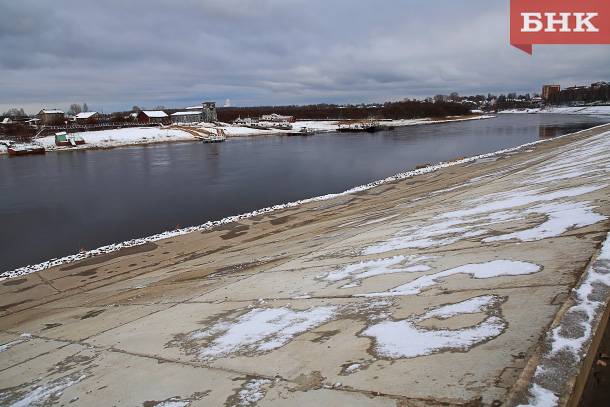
top-left (2, 124), bottom-right (610, 406)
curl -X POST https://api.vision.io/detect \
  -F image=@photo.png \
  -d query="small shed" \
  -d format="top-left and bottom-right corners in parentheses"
top-left (54, 132), bottom-right (85, 147)
top-left (38, 109), bottom-right (65, 125)
top-left (171, 111), bottom-right (203, 124)
top-left (137, 110), bottom-right (169, 124)
top-left (75, 111), bottom-right (98, 124)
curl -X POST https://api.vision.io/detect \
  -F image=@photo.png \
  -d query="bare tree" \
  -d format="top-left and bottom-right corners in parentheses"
top-left (3, 108), bottom-right (26, 117)
top-left (82, 103), bottom-right (89, 112)
top-left (68, 103), bottom-right (82, 115)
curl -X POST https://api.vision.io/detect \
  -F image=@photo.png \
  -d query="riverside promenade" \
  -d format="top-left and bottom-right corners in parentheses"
top-left (1, 124), bottom-right (610, 406)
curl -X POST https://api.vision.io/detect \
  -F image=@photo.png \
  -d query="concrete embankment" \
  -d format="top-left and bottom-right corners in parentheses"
top-left (1, 124), bottom-right (610, 406)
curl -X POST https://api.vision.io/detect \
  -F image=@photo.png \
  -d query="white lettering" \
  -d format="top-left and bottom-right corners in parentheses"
top-left (544, 12), bottom-right (572, 32)
top-left (521, 13), bottom-right (544, 32)
top-left (573, 12), bottom-right (599, 32)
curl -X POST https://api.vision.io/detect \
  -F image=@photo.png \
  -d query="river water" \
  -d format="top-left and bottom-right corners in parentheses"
top-left (1, 114), bottom-right (608, 272)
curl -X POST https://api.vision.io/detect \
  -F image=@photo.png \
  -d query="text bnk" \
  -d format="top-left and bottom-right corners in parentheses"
top-left (521, 12), bottom-right (599, 32)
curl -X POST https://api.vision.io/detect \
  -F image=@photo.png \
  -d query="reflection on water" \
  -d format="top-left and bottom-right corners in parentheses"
top-left (0, 114), bottom-right (608, 272)
top-left (538, 123), bottom-right (591, 139)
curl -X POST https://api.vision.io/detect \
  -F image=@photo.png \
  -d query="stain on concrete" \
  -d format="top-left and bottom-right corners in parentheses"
top-left (59, 243), bottom-right (158, 271)
top-left (2, 279), bottom-right (27, 286)
top-left (80, 309), bottom-right (106, 320)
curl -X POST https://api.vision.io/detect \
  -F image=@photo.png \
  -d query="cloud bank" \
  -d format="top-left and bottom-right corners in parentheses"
top-left (0, 0), bottom-right (608, 113)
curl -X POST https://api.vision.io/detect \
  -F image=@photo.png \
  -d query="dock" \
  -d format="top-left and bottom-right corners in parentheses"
top-left (1, 124), bottom-right (610, 406)
top-left (171, 125), bottom-right (226, 143)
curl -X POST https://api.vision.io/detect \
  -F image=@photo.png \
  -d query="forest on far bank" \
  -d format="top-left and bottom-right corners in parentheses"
top-left (216, 100), bottom-right (471, 122)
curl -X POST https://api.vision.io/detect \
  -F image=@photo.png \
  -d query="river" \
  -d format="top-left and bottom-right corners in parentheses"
top-left (1, 114), bottom-right (608, 272)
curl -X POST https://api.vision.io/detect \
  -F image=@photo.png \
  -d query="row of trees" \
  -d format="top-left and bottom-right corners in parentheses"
top-left (2, 108), bottom-right (27, 118)
top-left (217, 101), bottom-right (470, 122)
top-left (3, 103), bottom-right (92, 118)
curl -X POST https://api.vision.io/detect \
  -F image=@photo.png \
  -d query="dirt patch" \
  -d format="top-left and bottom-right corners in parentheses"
top-left (208, 257), bottom-right (286, 278)
top-left (0, 299), bottom-right (31, 312)
top-left (219, 224), bottom-right (250, 240)
top-left (80, 309), bottom-right (105, 320)
top-left (59, 242), bottom-right (158, 271)
top-left (311, 330), bottom-right (340, 343)
top-left (270, 215), bottom-right (294, 225)
top-left (292, 371), bottom-right (325, 391)
top-left (143, 391), bottom-right (210, 407)
top-left (42, 323), bottom-right (63, 330)
top-left (2, 278), bottom-right (27, 286)
top-left (74, 269), bottom-right (98, 277)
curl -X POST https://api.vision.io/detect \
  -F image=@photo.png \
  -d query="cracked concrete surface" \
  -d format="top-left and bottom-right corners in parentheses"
top-left (2, 124), bottom-right (610, 406)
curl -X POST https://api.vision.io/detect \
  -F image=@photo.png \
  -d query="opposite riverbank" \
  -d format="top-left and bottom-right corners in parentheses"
top-left (1, 123), bottom-right (610, 406)
top-left (0, 114), bottom-right (492, 155)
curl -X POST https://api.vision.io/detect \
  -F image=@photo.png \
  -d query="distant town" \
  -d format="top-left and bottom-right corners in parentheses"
top-left (0, 80), bottom-right (608, 156)
top-left (2, 80), bottom-right (608, 128)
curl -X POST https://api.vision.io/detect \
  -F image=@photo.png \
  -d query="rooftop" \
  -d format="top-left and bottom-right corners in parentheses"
top-left (141, 110), bottom-right (168, 118)
top-left (171, 111), bottom-right (203, 116)
top-left (75, 112), bottom-right (97, 119)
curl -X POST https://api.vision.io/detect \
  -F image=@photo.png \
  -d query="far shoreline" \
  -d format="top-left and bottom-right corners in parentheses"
top-left (0, 114), bottom-right (494, 155)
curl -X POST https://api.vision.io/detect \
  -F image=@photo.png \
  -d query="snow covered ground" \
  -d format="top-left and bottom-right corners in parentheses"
top-left (215, 114), bottom-right (493, 137)
top-left (0, 127), bottom-right (197, 155)
top-left (499, 105), bottom-right (610, 116)
top-left (38, 127), bottom-right (197, 151)
top-left (0, 115), bottom-right (493, 155)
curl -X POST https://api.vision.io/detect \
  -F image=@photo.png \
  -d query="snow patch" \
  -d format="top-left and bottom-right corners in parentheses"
top-left (362, 295), bottom-right (506, 358)
top-left (236, 379), bottom-right (272, 406)
top-left (321, 255), bottom-right (431, 288)
top-left (4, 374), bottom-right (86, 407)
top-left (359, 260), bottom-right (540, 298)
top-left (516, 383), bottom-right (559, 407)
top-left (187, 306), bottom-right (337, 360)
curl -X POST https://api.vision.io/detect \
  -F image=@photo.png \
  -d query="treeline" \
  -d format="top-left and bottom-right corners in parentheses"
top-left (0, 123), bottom-right (36, 141)
top-left (548, 83), bottom-right (610, 105)
top-left (217, 101), bottom-right (471, 122)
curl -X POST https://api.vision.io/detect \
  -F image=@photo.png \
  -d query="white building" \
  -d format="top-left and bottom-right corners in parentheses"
top-left (260, 113), bottom-right (294, 122)
top-left (171, 111), bottom-right (204, 124)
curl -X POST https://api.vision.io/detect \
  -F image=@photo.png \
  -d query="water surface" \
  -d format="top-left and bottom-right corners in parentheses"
top-left (1, 114), bottom-right (607, 272)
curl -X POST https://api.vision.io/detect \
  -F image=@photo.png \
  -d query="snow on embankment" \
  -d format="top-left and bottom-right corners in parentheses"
top-left (516, 231), bottom-right (610, 407)
top-left (0, 115), bottom-right (494, 155)
top-left (500, 106), bottom-right (610, 116)
top-left (2, 123), bottom-right (608, 281)
top-left (217, 115), bottom-right (494, 137)
top-left (37, 127), bottom-right (197, 151)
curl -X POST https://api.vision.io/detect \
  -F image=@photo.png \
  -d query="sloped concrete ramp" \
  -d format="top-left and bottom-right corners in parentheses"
top-left (2, 125), bottom-right (610, 406)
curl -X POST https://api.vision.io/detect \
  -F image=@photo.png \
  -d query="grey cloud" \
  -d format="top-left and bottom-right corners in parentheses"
top-left (0, 0), bottom-right (608, 113)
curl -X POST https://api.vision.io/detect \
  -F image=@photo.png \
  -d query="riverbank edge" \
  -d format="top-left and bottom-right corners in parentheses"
top-left (0, 114), bottom-right (494, 155)
top-left (509, 230), bottom-right (610, 407)
top-left (2, 121), bottom-right (608, 281)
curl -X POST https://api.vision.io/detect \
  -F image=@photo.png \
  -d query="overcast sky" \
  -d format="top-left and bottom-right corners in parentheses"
top-left (1, 0), bottom-right (609, 113)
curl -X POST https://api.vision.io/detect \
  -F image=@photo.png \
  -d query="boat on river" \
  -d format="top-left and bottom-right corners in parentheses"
top-left (202, 129), bottom-right (227, 143)
top-left (286, 127), bottom-right (316, 136)
top-left (337, 120), bottom-right (391, 133)
top-left (7, 143), bottom-right (46, 156)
